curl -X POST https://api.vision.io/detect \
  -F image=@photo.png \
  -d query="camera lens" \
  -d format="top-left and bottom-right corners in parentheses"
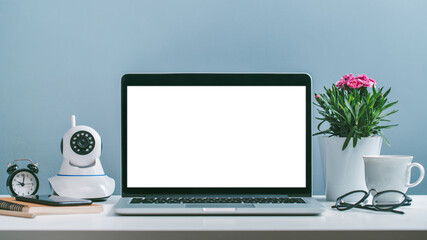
top-left (77, 137), bottom-right (89, 148)
top-left (70, 131), bottom-right (95, 155)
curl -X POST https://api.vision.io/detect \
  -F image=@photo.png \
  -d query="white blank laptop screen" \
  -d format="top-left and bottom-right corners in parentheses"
top-left (127, 86), bottom-right (306, 188)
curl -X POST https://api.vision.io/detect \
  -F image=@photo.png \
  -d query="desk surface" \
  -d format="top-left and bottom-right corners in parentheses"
top-left (1, 195), bottom-right (427, 231)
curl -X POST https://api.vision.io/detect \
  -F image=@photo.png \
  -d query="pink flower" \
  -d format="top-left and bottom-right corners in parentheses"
top-left (356, 74), bottom-right (375, 88)
top-left (315, 94), bottom-right (320, 99)
top-left (369, 77), bottom-right (376, 87)
top-left (336, 79), bottom-right (346, 89)
top-left (346, 78), bottom-right (364, 89)
top-left (336, 73), bottom-right (376, 89)
top-left (336, 74), bottom-right (354, 89)
top-left (342, 74), bottom-right (354, 81)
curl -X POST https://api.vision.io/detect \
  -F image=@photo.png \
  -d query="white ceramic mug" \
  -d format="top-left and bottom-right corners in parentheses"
top-left (363, 155), bottom-right (425, 203)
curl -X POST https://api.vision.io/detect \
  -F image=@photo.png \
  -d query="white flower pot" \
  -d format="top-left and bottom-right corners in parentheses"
top-left (319, 136), bottom-right (382, 201)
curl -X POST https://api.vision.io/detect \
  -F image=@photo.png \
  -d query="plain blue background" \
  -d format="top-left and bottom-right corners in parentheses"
top-left (1, 0), bottom-right (426, 196)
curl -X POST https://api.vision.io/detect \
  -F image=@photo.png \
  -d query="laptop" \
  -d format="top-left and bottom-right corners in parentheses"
top-left (114, 73), bottom-right (324, 215)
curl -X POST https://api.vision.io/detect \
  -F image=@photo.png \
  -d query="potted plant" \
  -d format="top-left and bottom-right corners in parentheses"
top-left (314, 74), bottom-right (398, 201)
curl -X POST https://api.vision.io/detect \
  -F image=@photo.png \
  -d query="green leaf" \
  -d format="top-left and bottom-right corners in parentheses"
top-left (374, 124), bottom-right (399, 130)
top-left (344, 98), bottom-right (356, 120)
top-left (378, 131), bottom-right (391, 146)
top-left (343, 134), bottom-right (352, 150)
top-left (381, 101), bottom-right (398, 112)
top-left (353, 135), bottom-right (358, 148)
top-left (383, 88), bottom-right (391, 98)
top-left (379, 109), bottom-right (399, 119)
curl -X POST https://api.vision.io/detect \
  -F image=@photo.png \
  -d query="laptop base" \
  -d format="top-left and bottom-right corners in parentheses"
top-left (114, 197), bottom-right (325, 215)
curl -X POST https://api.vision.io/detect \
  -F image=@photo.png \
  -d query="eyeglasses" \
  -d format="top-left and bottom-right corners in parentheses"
top-left (332, 189), bottom-right (412, 214)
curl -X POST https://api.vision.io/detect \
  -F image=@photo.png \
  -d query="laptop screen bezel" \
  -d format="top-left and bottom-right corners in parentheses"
top-left (121, 73), bottom-right (312, 197)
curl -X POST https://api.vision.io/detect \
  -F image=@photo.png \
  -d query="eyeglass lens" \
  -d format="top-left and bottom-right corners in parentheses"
top-left (373, 191), bottom-right (411, 210)
top-left (335, 190), bottom-right (368, 210)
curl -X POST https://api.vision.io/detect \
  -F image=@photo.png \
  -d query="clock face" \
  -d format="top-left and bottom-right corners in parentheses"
top-left (10, 170), bottom-right (39, 196)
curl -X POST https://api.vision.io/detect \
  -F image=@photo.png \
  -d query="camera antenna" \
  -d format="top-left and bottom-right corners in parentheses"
top-left (71, 115), bottom-right (76, 128)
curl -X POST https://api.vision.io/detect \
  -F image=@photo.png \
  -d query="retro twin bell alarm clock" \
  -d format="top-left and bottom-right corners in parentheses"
top-left (6, 159), bottom-right (39, 196)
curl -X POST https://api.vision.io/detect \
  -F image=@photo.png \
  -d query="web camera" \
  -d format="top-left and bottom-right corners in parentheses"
top-left (61, 115), bottom-right (101, 167)
top-left (49, 115), bottom-right (115, 200)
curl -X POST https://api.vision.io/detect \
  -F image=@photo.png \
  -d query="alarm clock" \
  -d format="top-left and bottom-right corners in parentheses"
top-left (6, 159), bottom-right (40, 196)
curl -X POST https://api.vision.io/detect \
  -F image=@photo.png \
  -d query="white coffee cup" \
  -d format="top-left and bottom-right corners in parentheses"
top-left (363, 155), bottom-right (425, 203)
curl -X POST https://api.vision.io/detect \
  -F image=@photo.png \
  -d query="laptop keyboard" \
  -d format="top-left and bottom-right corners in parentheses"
top-left (130, 197), bottom-right (305, 204)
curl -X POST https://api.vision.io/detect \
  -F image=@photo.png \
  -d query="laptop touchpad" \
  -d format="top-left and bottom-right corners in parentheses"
top-left (185, 204), bottom-right (255, 208)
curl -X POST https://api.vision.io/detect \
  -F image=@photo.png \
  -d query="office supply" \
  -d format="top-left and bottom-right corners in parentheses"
top-left (114, 73), bottom-right (324, 215)
top-left (0, 197), bottom-right (103, 218)
top-left (48, 115), bottom-right (115, 200)
top-left (6, 159), bottom-right (40, 196)
top-left (15, 195), bottom-right (92, 206)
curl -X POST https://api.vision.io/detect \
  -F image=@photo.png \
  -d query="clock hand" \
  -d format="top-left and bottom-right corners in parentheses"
top-left (15, 181), bottom-right (25, 186)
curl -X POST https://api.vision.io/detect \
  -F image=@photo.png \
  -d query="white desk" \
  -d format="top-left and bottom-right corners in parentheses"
top-left (1, 195), bottom-right (426, 240)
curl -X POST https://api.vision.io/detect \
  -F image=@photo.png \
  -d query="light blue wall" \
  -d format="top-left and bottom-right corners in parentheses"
top-left (1, 0), bottom-right (426, 195)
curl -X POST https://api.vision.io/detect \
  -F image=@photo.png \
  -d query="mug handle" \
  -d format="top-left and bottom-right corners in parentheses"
top-left (406, 163), bottom-right (425, 188)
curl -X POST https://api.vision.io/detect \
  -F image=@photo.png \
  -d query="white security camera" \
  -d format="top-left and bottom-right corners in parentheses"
top-left (49, 115), bottom-right (115, 200)
top-left (61, 115), bottom-right (101, 167)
